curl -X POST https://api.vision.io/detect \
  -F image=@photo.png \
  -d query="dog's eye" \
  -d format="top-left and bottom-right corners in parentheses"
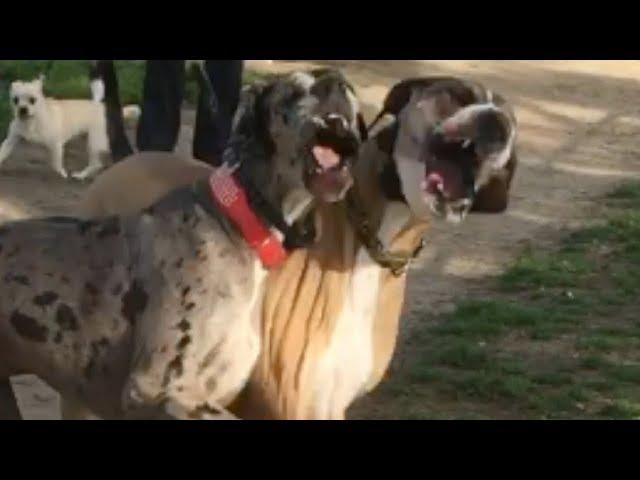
top-left (12, 97), bottom-right (19, 105)
top-left (28, 97), bottom-right (36, 105)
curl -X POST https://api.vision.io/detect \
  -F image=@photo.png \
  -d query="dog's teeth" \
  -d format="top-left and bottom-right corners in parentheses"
top-left (462, 139), bottom-right (471, 148)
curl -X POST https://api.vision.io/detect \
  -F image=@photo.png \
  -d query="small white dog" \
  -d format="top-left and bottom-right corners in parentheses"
top-left (0, 75), bottom-right (140, 180)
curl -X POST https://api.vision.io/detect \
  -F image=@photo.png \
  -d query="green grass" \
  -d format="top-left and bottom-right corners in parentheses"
top-left (353, 182), bottom-right (640, 420)
top-left (0, 60), bottom-right (268, 137)
top-left (598, 400), bottom-right (640, 419)
top-left (500, 251), bottom-right (594, 290)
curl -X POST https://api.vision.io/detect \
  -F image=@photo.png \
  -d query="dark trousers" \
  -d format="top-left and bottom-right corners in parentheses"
top-left (136, 60), bottom-right (243, 165)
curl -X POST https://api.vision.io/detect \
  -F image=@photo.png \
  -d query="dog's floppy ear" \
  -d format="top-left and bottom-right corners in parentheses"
top-left (357, 113), bottom-right (368, 141)
top-left (232, 82), bottom-right (269, 137)
top-left (470, 90), bottom-right (518, 213)
top-left (471, 150), bottom-right (518, 213)
top-left (227, 81), bottom-right (274, 166)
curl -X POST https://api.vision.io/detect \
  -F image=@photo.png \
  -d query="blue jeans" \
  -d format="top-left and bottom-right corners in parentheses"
top-left (136, 60), bottom-right (243, 165)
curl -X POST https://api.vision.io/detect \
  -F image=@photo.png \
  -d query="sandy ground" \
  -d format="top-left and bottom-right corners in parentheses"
top-left (3, 60), bottom-right (640, 419)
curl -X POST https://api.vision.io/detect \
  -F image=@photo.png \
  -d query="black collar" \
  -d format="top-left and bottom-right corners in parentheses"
top-left (345, 189), bottom-right (425, 277)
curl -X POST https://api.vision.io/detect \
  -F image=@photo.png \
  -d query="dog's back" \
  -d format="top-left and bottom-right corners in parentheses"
top-left (78, 152), bottom-right (213, 218)
top-left (45, 98), bottom-right (106, 142)
top-left (0, 183), bottom-right (267, 418)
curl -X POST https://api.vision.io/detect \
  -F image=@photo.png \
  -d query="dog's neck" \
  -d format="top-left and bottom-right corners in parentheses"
top-left (222, 146), bottom-right (313, 251)
top-left (346, 132), bottom-right (429, 275)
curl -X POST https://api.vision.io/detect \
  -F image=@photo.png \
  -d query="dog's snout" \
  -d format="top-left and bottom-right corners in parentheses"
top-left (18, 106), bottom-right (29, 117)
top-left (324, 114), bottom-right (349, 134)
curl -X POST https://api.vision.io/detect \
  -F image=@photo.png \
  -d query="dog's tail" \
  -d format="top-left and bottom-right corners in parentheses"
top-left (89, 62), bottom-right (140, 123)
top-left (89, 61), bottom-right (105, 103)
top-left (89, 62), bottom-right (142, 122)
top-left (92, 60), bottom-right (135, 162)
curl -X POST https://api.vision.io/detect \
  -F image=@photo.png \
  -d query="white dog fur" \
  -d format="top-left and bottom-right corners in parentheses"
top-left (0, 75), bottom-right (140, 180)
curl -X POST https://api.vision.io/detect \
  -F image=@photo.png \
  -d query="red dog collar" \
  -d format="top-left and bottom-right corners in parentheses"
top-left (208, 166), bottom-right (287, 269)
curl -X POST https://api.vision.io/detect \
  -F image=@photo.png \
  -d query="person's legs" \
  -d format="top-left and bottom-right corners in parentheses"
top-left (136, 60), bottom-right (186, 152)
top-left (193, 60), bottom-right (243, 165)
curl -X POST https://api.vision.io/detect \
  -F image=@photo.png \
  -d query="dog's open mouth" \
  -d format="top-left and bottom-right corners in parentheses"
top-left (306, 120), bottom-right (359, 203)
top-left (420, 134), bottom-right (475, 223)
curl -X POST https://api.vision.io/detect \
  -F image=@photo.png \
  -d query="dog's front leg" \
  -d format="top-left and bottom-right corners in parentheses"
top-left (121, 376), bottom-right (239, 420)
top-left (165, 398), bottom-right (239, 420)
top-left (72, 131), bottom-right (105, 181)
top-left (158, 399), bottom-right (239, 420)
top-left (0, 379), bottom-right (22, 420)
top-left (0, 125), bottom-right (19, 169)
top-left (72, 157), bottom-right (103, 181)
top-left (49, 142), bottom-right (68, 178)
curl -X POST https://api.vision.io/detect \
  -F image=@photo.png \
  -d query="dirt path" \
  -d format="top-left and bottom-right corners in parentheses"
top-left (3, 60), bottom-right (640, 419)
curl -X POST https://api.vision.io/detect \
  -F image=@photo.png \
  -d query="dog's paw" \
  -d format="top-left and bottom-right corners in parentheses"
top-left (71, 169), bottom-right (99, 182)
top-left (163, 399), bottom-right (239, 420)
top-left (71, 171), bottom-right (89, 181)
top-left (57, 169), bottom-right (70, 179)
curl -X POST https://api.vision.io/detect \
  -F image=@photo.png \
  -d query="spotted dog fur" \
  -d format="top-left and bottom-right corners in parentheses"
top-left (0, 70), bottom-right (364, 420)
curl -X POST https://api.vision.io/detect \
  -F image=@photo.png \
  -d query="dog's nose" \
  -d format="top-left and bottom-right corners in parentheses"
top-left (18, 107), bottom-right (28, 118)
top-left (324, 114), bottom-right (349, 135)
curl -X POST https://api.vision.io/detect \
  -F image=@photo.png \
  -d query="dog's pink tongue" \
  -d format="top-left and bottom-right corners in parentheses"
top-left (425, 172), bottom-right (444, 195)
top-left (313, 145), bottom-right (340, 170)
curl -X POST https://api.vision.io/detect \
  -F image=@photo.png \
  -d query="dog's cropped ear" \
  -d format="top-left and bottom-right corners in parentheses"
top-left (227, 82), bottom-right (274, 165)
top-left (35, 74), bottom-right (45, 89)
top-left (471, 177), bottom-right (510, 213)
top-left (232, 82), bottom-right (269, 135)
top-left (471, 150), bottom-right (518, 213)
